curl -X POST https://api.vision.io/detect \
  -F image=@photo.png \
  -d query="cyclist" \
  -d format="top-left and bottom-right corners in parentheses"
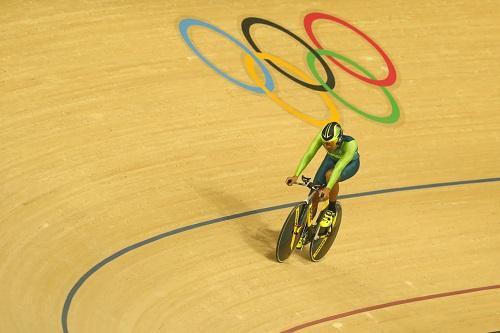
top-left (286, 122), bottom-right (360, 231)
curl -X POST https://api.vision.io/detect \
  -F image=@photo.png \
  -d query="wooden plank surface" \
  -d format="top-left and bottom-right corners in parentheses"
top-left (0, 1), bottom-right (499, 332)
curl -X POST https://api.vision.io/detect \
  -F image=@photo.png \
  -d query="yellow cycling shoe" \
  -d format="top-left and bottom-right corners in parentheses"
top-left (319, 209), bottom-right (336, 228)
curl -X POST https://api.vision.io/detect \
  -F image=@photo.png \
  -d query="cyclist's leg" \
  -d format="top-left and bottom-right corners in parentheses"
top-left (312, 154), bottom-right (335, 186)
top-left (312, 155), bottom-right (335, 217)
top-left (320, 158), bottom-right (360, 228)
top-left (324, 171), bottom-right (340, 202)
top-left (326, 157), bottom-right (361, 201)
top-left (326, 158), bottom-right (360, 207)
top-left (311, 192), bottom-right (320, 219)
top-left (339, 157), bottom-right (360, 182)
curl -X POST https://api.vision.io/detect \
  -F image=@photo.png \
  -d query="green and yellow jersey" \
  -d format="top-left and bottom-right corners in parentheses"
top-left (294, 131), bottom-right (359, 189)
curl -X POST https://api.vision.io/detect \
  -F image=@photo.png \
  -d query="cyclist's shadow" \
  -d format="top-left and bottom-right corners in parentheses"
top-left (194, 186), bottom-right (278, 261)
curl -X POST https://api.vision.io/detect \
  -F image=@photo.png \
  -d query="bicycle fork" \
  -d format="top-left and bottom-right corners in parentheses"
top-left (292, 202), bottom-right (310, 250)
top-left (290, 205), bottom-right (302, 250)
top-left (296, 202), bottom-right (316, 250)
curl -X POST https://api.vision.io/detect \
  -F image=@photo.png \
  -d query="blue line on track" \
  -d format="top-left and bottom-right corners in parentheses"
top-left (61, 177), bottom-right (500, 332)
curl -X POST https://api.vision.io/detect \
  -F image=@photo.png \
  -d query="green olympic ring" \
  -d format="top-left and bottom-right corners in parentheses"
top-left (307, 49), bottom-right (400, 124)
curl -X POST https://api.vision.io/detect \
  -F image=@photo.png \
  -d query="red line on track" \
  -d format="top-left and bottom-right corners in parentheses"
top-left (281, 284), bottom-right (500, 332)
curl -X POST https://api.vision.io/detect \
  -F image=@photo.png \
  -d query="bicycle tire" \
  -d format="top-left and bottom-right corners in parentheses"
top-left (276, 202), bottom-right (307, 263)
top-left (309, 202), bottom-right (342, 262)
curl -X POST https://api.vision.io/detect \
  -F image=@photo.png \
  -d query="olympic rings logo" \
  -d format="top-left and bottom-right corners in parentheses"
top-left (179, 12), bottom-right (400, 126)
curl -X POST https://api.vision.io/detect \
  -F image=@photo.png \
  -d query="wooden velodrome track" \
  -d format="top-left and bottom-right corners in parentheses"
top-left (1, 0), bottom-right (499, 332)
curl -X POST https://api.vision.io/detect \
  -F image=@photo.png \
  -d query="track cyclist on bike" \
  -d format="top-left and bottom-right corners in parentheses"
top-left (286, 122), bottom-right (360, 230)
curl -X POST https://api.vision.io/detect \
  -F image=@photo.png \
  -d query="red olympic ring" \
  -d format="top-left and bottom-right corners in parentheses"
top-left (304, 12), bottom-right (397, 87)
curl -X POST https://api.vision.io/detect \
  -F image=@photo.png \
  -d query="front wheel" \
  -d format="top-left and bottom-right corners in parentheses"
top-left (309, 202), bottom-right (342, 262)
top-left (276, 202), bottom-right (307, 263)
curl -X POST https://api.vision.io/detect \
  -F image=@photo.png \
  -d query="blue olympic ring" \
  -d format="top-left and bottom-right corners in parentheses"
top-left (179, 18), bottom-right (275, 94)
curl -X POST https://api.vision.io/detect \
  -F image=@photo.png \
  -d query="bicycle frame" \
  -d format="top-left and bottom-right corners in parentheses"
top-left (290, 176), bottom-right (329, 249)
top-left (276, 175), bottom-right (342, 262)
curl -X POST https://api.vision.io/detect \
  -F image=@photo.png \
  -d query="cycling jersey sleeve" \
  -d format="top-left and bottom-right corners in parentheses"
top-left (293, 132), bottom-right (322, 177)
top-left (326, 140), bottom-right (358, 189)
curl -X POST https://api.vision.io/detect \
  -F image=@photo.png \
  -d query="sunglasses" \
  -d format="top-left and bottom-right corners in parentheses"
top-left (323, 139), bottom-right (339, 146)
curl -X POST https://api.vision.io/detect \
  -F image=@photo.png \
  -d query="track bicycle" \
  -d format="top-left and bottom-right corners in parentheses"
top-left (276, 175), bottom-right (342, 262)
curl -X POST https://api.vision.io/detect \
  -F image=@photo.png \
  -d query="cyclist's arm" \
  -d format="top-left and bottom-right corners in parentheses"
top-left (326, 140), bottom-right (358, 189)
top-left (293, 132), bottom-right (322, 177)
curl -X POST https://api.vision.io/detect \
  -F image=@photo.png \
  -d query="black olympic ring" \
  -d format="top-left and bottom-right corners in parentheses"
top-left (241, 17), bottom-right (336, 92)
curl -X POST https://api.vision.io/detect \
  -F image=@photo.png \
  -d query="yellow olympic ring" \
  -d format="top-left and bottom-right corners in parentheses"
top-left (244, 52), bottom-right (340, 127)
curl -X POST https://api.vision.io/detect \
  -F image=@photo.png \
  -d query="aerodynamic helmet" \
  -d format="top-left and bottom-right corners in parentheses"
top-left (321, 122), bottom-right (343, 145)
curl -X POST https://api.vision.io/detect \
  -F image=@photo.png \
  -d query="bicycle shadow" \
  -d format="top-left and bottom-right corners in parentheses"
top-left (193, 186), bottom-right (279, 261)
